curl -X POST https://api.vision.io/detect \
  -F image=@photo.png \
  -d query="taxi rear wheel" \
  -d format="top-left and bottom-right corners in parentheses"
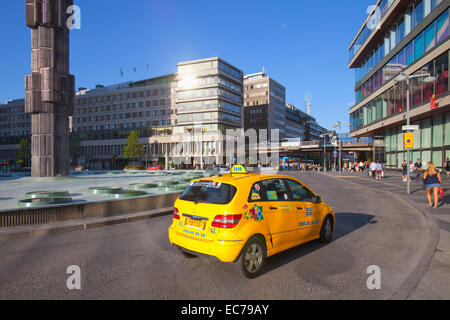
top-left (319, 216), bottom-right (334, 243)
top-left (238, 236), bottom-right (267, 279)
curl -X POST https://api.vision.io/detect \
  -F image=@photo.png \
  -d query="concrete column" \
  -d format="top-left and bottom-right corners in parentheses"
top-left (25, 0), bottom-right (75, 177)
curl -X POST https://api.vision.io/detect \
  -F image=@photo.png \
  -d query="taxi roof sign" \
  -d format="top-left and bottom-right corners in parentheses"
top-left (231, 165), bottom-right (249, 174)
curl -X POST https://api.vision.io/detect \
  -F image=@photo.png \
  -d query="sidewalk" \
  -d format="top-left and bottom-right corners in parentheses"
top-left (327, 169), bottom-right (450, 300)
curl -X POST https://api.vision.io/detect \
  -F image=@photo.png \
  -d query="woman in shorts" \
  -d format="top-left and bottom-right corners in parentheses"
top-left (376, 161), bottom-right (383, 180)
top-left (423, 162), bottom-right (442, 209)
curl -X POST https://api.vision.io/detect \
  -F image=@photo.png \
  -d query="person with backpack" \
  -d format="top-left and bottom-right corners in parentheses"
top-left (423, 162), bottom-right (442, 209)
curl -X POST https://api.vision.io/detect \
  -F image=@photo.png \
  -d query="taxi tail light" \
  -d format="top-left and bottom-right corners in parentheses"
top-left (173, 207), bottom-right (180, 220)
top-left (212, 214), bottom-right (242, 229)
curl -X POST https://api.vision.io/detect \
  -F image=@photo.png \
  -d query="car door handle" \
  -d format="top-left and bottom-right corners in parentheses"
top-left (269, 207), bottom-right (278, 210)
top-left (297, 207), bottom-right (303, 210)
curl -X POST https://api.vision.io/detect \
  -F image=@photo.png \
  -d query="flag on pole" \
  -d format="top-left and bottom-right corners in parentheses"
top-left (147, 64), bottom-right (149, 72)
top-left (134, 66), bottom-right (137, 73)
top-left (120, 68), bottom-right (124, 77)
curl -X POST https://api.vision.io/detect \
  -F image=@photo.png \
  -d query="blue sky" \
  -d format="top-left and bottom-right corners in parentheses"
top-left (0, 0), bottom-right (374, 131)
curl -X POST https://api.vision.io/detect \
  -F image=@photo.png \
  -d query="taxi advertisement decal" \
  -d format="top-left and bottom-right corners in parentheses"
top-left (244, 204), bottom-right (264, 222)
top-left (190, 181), bottom-right (222, 189)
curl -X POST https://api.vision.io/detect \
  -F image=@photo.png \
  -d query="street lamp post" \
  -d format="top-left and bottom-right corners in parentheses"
top-left (320, 134), bottom-right (328, 173)
top-left (333, 137), bottom-right (337, 172)
top-left (394, 72), bottom-right (436, 195)
top-left (333, 122), bottom-right (342, 176)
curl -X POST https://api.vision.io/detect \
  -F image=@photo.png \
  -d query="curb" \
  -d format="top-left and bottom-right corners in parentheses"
top-left (318, 172), bottom-right (440, 300)
top-left (388, 193), bottom-right (440, 300)
top-left (0, 207), bottom-right (173, 242)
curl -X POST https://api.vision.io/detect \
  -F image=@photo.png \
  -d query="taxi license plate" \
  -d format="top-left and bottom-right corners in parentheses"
top-left (185, 218), bottom-right (206, 230)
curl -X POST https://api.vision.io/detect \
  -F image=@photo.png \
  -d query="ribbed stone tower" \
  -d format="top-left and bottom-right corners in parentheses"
top-left (25, 0), bottom-right (75, 177)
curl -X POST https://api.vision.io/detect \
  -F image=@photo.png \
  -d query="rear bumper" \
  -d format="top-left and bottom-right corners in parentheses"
top-left (168, 226), bottom-right (244, 263)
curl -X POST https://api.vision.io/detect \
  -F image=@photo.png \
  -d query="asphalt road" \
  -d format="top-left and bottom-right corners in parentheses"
top-left (0, 172), bottom-right (430, 300)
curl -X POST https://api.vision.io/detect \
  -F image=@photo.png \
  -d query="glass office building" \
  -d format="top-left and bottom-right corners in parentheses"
top-left (175, 57), bottom-right (243, 135)
top-left (348, 0), bottom-right (450, 170)
top-left (174, 58), bottom-right (244, 167)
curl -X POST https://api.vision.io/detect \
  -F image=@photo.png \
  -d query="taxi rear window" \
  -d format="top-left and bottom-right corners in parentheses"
top-left (179, 181), bottom-right (237, 205)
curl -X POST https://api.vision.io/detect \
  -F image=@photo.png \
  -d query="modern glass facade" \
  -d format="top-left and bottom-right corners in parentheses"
top-left (175, 58), bottom-right (243, 135)
top-left (349, 0), bottom-right (397, 62)
top-left (350, 0), bottom-right (445, 66)
top-left (351, 50), bottom-right (449, 131)
top-left (355, 8), bottom-right (449, 103)
top-left (349, 1), bottom-right (450, 170)
top-left (384, 111), bottom-right (450, 169)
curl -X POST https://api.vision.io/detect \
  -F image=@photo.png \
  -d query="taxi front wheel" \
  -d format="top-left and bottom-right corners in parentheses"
top-left (238, 236), bottom-right (267, 279)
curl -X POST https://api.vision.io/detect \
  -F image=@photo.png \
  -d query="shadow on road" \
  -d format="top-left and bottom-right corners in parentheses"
top-left (262, 212), bottom-right (376, 276)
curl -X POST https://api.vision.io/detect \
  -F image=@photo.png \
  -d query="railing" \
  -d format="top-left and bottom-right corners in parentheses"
top-left (0, 192), bottom-right (180, 228)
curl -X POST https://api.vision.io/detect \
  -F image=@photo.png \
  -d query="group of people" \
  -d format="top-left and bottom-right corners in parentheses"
top-left (368, 161), bottom-right (384, 179)
top-left (401, 159), bottom-right (424, 182)
top-left (402, 158), bottom-right (448, 209)
top-left (343, 161), bottom-right (384, 179)
top-left (280, 162), bottom-right (321, 172)
top-left (346, 161), bottom-right (385, 179)
top-left (343, 161), bottom-right (365, 172)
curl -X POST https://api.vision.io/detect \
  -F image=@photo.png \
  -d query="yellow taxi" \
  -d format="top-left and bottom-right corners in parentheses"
top-left (168, 165), bottom-right (335, 278)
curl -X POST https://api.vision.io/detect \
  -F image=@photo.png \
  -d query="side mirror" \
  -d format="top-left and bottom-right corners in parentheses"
top-left (314, 196), bottom-right (322, 204)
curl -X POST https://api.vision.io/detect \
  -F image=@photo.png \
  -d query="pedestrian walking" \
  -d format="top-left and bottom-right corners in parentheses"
top-left (376, 161), bottom-right (383, 180)
top-left (413, 159), bottom-right (423, 181)
top-left (423, 162), bottom-right (442, 209)
top-left (401, 160), bottom-right (408, 182)
top-left (370, 161), bottom-right (377, 179)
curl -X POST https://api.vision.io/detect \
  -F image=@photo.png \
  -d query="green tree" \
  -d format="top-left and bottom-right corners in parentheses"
top-left (123, 131), bottom-right (144, 165)
top-left (17, 138), bottom-right (31, 168)
top-left (156, 156), bottom-right (165, 167)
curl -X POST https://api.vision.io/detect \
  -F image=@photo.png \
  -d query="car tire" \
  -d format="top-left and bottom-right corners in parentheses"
top-left (319, 215), bottom-right (334, 243)
top-left (238, 236), bottom-right (267, 279)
